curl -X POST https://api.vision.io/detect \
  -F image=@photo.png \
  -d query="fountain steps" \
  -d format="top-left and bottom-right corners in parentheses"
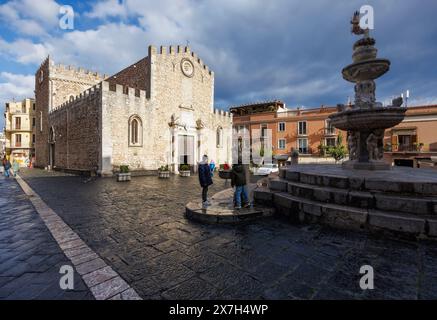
top-left (279, 167), bottom-right (437, 196)
top-left (253, 167), bottom-right (437, 239)
top-left (269, 178), bottom-right (437, 216)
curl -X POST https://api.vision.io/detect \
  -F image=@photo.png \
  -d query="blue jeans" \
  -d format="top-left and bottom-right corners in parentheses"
top-left (4, 169), bottom-right (10, 177)
top-left (235, 185), bottom-right (249, 207)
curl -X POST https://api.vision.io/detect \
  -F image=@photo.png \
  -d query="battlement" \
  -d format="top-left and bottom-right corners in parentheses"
top-left (149, 45), bottom-right (214, 76)
top-left (50, 63), bottom-right (109, 80)
top-left (213, 108), bottom-right (232, 118)
top-left (101, 81), bottom-right (147, 99)
top-left (50, 83), bottom-right (103, 114)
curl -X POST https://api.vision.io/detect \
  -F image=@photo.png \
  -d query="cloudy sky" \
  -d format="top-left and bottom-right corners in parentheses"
top-left (0, 0), bottom-right (436, 128)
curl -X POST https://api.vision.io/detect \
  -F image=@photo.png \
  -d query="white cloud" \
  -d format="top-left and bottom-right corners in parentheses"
top-left (0, 0), bottom-right (60, 36)
top-left (86, 0), bottom-right (128, 19)
top-left (0, 38), bottom-right (50, 64)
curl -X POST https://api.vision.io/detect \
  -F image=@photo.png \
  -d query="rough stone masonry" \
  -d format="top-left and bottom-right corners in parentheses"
top-left (34, 45), bottom-right (232, 175)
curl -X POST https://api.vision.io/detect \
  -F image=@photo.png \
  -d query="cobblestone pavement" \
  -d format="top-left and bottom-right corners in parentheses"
top-left (0, 175), bottom-right (93, 299)
top-left (16, 169), bottom-right (437, 299)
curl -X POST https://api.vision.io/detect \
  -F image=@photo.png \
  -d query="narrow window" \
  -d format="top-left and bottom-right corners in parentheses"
top-left (298, 121), bottom-right (307, 135)
top-left (15, 117), bottom-right (21, 130)
top-left (129, 116), bottom-right (142, 146)
top-left (278, 122), bottom-right (285, 132)
top-left (216, 127), bottom-right (223, 148)
top-left (16, 134), bottom-right (22, 147)
top-left (278, 139), bottom-right (286, 149)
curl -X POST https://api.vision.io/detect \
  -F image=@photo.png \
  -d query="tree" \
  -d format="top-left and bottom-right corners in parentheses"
top-left (326, 133), bottom-right (347, 163)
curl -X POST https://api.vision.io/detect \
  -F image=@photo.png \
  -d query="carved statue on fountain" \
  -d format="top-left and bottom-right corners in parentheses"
top-left (347, 131), bottom-right (358, 160)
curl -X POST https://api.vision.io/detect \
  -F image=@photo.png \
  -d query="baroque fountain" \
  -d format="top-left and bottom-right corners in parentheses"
top-left (253, 11), bottom-right (437, 238)
top-left (329, 11), bottom-right (406, 170)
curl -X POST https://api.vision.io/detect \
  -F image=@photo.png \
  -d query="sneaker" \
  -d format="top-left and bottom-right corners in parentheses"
top-left (205, 200), bottom-right (212, 206)
top-left (234, 205), bottom-right (242, 210)
top-left (202, 201), bottom-right (209, 209)
top-left (243, 202), bottom-right (251, 208)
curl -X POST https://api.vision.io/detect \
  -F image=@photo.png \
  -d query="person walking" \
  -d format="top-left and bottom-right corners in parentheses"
top-left (3, 158), bottom-right (11, 178)
top-left (231, 163), bottom-right (250, 209)
top-left (12, 159), bottom-right (19, 177)
top-left (198, 155), bottom-right (213, 209)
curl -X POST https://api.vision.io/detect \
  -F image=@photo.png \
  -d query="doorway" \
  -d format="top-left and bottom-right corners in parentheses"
top-left (178, 134), bottom-right (194, 167)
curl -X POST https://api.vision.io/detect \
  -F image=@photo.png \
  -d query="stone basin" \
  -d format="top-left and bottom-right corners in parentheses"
top-left (329, 107), bottom-right (406, 131)
top-left (342, 58), bottom-right (390, 82)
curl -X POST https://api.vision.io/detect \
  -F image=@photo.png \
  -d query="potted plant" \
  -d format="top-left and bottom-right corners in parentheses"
top-left (117, 165), bottom-right (131, 182)
top-left (179, 164), bottom-right (191, 177)
top-left (414, 142), bottom-right (424, 152)
top-left (218, 163), bottom-right (232, 179)
top-left (158, 165), bottom-right (170, 178)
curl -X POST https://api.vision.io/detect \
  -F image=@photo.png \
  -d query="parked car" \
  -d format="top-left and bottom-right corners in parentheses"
top-left (253, 163), bottom-right (279, 176)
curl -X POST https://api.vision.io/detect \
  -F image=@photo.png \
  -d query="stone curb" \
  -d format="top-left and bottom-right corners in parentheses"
top-left (15, 175), bottom-right (142, 300)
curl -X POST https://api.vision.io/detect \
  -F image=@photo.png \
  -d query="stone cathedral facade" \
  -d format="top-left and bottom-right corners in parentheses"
top-left (34, 45), bottom-right (232, 175)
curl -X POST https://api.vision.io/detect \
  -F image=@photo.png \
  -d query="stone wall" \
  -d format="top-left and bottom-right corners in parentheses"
top-left (34, 58), bottom-right (51, 168)
top-left (48, 85), bottom-right (101, 172)
top-left (106, 57), bottom-right (150, 96)
top-left (34, 57), bottom-right (106, 168)
top-left (100, 81), bottom-right (149, 175)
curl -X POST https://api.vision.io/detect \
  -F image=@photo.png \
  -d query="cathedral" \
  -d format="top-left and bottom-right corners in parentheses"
top-left (34, 45), bottom-right (232, 175)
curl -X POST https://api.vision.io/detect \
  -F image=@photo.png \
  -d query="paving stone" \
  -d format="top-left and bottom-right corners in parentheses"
top-left (82, 266), bottom-right (118, 288)
top-left (12, 169), bottom-right (437, 300)
top-left (90, 276), bottom-right (130, 300)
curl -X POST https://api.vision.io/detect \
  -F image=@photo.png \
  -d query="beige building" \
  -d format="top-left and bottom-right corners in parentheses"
top-left (34, 45), bottom-right (232, 175)
top-left (3, 98), bottom-right (36, 166)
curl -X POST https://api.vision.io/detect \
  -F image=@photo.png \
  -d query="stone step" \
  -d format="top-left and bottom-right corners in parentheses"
top-left (253, 190), bottom-right (437, 238)
top-left (269, 178), bottom-right (437, 216)
top-left (279, 166), bottom-right (437, 196)
top-left (185, 201), bottom-right (273, 224)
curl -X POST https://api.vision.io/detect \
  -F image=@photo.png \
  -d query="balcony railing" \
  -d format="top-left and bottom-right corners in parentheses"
top-left (324, 128), bottom-right (336, 135)
top-left (387, 144), bottom-right (424, 152)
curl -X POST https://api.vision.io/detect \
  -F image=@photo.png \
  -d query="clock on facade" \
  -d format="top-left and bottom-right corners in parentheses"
top-left (180, 58), bottom-right (194, 78)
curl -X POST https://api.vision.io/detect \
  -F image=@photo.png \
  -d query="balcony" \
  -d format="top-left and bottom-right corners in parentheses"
top-left (324, 128), bottom-right (337, 136)
top-left (387, 144), bottom-right (424, 153)
top-left (7, 124), bottom-right (31, 132)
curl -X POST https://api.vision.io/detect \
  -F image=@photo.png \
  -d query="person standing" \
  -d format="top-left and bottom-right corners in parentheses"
top-left (231, 163), bottom-right (250, 209)
top-left (209, 160), bottom-right (216, 177)
top-left (198, 155), bottom-right (213, 209)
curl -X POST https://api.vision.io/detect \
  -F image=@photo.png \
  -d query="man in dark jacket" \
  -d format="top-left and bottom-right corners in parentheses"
top-left (231, 164), bottom-right (250, 209)
top-left (198, 155), bottom-right (213, 208)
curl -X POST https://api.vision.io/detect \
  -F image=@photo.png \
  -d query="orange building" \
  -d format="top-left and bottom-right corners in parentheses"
top-left (384, 105), bottom-right (437, 168)
top-left (230, 101), bottom-right (345, 163)
top-left (231, 102), bottom-right (437, 168)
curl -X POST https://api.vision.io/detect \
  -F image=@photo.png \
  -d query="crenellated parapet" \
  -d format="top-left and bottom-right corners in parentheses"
top-left (149, 45), bottom-right (214, 77)
top-left (50, 63), bottom-right (109, 80)
top-left (49, 83), bottom-right (102, 114)
top-left (101, 81), bottom-right (147, 99)
top-left (213, 108), bottom-right (232, 119)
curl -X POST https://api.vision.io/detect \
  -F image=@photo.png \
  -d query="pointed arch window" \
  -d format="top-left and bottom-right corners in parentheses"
top-left (129, 115), bottom-right (142, 146)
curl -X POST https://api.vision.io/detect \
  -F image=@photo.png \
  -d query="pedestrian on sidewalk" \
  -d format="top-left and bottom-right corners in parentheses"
top-left (231, 163), bottom-right (250, 209)
top-left (198, 154), bottom-right (213, 209)
top-left (3, 158), bottom-right (11, 178)
top-left (12, 159), bottom-right (19, 177)
top-left (209, 160), bottom-right (216, 177)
